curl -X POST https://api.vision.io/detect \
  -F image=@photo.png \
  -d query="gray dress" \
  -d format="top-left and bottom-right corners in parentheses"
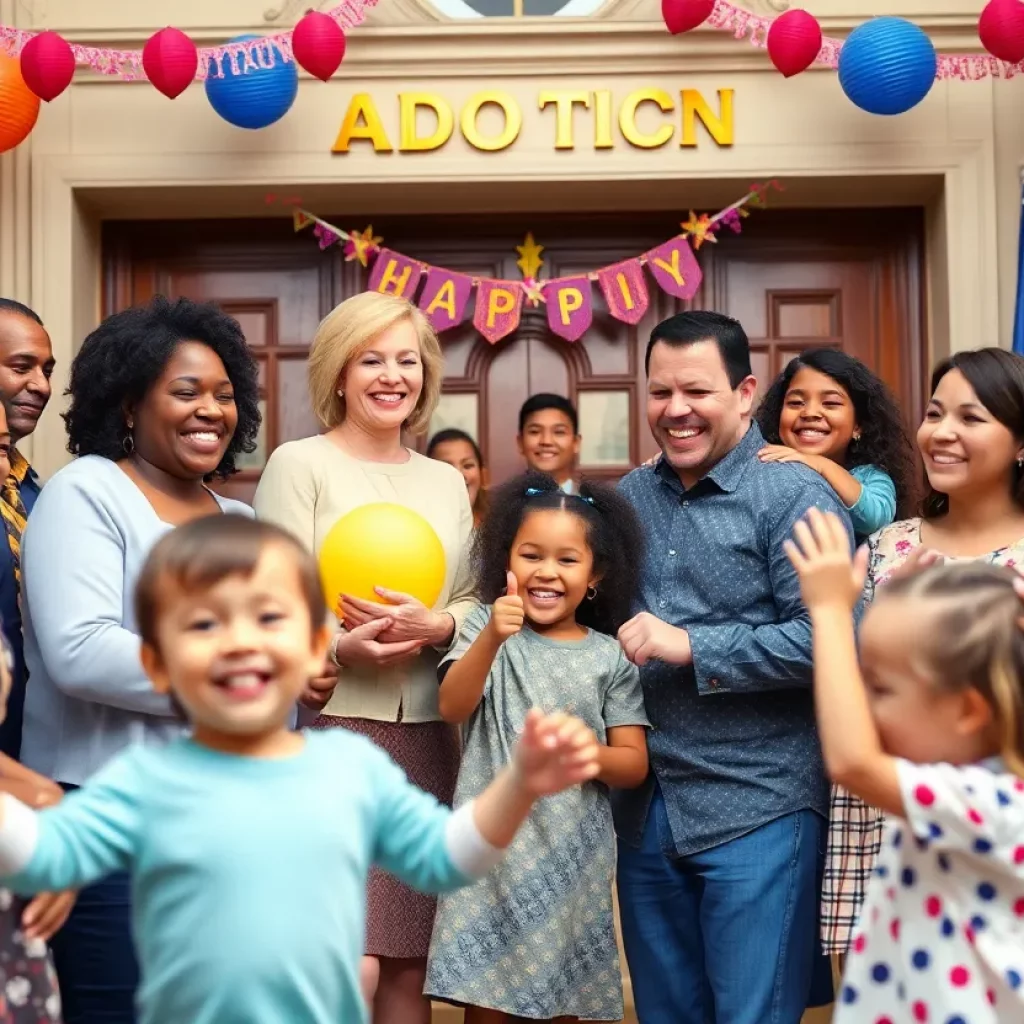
top-left (425, 605), bottom-right (649, 1020)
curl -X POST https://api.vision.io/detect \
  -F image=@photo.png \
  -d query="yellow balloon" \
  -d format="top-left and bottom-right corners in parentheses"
top-left (319, 503), bottom-right (446, 614)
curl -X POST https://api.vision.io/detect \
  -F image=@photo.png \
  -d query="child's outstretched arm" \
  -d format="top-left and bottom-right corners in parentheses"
top-left (0, 753), bottom-right (140, 896)
top-left (439, 573), bottom-right (524, 724)
top-left (373, 710), bottom-right (600, 892)
top-left (785, 508), bottom-right (903, 817)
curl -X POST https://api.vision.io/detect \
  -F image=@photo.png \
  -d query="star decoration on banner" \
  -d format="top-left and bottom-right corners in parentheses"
top-left (522, 277), bottom-right (546, 307)
top-left (516, 233), bottom-right (545, 280)
top-left (345, 226), bottom-right (383, 267)
top-left (681, 211), bottom-right (717, 249)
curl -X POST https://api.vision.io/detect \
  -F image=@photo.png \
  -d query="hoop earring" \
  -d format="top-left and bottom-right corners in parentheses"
top-left (122, 430), bottom-right (134, 456)
top-left (586, 586), bottom-right (598, 601)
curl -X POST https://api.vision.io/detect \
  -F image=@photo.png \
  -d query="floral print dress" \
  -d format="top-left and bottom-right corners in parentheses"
top-left (820, 517), bottom-right (1024, 953)
top-left (0, 889), bottom-right (60, 1024)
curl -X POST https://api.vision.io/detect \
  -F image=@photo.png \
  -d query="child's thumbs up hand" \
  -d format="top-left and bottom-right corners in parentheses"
top-left (490, 571), bottom-right (525, 640)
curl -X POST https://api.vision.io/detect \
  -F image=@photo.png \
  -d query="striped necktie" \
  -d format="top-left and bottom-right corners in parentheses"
top-left (0, 450), bottom-right (30, 586)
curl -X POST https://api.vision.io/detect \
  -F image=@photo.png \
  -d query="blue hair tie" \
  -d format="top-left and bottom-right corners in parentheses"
top-left (524, 485), bottom-right (595, 506)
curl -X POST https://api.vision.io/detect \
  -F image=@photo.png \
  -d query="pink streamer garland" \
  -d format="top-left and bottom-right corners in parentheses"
top-left (0, 0), bottom-right (377, 80)
top-left (705, 0), bottom-right (1024, 80)
top-left (1, 0), bottom-right (1016, 82)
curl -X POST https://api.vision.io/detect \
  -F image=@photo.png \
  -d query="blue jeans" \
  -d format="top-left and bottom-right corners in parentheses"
top-left (617, 789), bottom-right (823, 1024)
top-left (49, 785), bottom-right (139, 1023)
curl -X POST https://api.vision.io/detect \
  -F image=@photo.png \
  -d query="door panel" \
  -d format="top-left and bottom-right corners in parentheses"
top-left (102, 209), bottom-right (925, 496)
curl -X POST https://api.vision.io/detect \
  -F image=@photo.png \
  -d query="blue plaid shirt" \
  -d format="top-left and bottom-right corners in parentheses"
top-left (614, 423), bottom-right (854, 856)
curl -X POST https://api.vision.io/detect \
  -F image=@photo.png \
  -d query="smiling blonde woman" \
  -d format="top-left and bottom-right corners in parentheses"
top-left (253, 291), bottom-right (475, 1024)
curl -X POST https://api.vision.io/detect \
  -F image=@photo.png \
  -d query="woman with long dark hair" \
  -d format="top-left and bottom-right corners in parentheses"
top-left (820, 346), bottom-right (1024, 957)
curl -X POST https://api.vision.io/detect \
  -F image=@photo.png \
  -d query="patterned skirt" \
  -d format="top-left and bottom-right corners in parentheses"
top-left (0, 891), bottom-right (61, 1023)
top-left (820, 783), bottom-right (884, 953)
top-left (311, 715), bottom-right (460, 959)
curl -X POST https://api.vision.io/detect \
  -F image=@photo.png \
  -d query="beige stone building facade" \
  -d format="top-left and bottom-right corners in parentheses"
top-left (0, 0), bottom-right (1020, 492)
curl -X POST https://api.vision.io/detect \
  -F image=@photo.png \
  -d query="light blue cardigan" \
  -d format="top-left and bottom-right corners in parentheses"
top-left (19, 455), bottom-right (252, 785)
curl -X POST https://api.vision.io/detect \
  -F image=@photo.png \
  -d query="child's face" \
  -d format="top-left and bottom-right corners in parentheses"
top-left (508, 509), bottom-right (597, 633)
top-left (142, 543), bottom-right (327, 745)
top-left (860, 597), bottom-right (996, 766)
top-left (778, 367), bottom-right (858, 464)
top-left (517, 409), bottom-right (579, 482)
top-left (431, 438), bottom-right (484, 509)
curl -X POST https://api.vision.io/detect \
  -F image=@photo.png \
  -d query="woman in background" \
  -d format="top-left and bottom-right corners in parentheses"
top-left (20, 297), bottom-right (259, 1023)
top-left (820, 346), bottom-right (1024, 958)
top-left (254, 292), bottom-right (475, 1024)
top-left (427, 428), bottom-right (488, 530)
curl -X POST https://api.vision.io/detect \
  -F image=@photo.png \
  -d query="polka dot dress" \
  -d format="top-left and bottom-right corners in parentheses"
top-left (836, 760), bottom-right (1024, 1023)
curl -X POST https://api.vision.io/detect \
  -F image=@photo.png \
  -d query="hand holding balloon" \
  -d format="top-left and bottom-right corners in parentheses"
top-left (487, 572), bottom-right (525, 641)
top-left (341, 589), bottom-right (454, 648)
top-left (333, 617), bottom-right (425, 669)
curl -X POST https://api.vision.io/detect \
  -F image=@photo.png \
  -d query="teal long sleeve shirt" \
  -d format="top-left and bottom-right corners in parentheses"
top-left (0, 730), bottom-right (495, 1024)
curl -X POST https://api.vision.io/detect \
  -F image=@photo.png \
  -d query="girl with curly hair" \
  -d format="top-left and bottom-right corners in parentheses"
top-left (18, 296), bottom-right (259, 1023)
top-left (425, 472), bottom-right (650, 1023)
top-left (756, 349), bottom-right (916, 540)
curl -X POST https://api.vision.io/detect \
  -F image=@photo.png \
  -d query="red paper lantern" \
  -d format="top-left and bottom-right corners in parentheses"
top-left (142, 27), bottom-right (198, 99)
top-left (979, 0), bottom-right (1024, 64)
top-left (767, 9), bottom-right (822, 77)
top-left (19, 31), bottom-right (75, 102)
top-left (292, 10), bottom-right (346, 81)
top-left (661, 0), bottom-right (715, 35)
top-left (0, 53), bottom-right (40, 154)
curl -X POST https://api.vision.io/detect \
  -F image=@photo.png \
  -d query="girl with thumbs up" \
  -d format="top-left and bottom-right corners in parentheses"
top-left (426, 472), bottom-right (650, 1023)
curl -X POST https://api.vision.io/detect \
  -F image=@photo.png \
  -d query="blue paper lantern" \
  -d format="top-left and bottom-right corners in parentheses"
top-left (205, 35), bottom-right (297, 130)
top-left (838, 17), bottom-right (937, 116)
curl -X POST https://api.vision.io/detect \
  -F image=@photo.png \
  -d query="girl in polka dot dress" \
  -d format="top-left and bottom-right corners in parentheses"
top-left (787, 507), bottom-right (1024, 1024)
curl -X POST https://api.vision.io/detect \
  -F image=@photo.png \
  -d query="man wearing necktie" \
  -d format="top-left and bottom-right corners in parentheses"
top-left (0, 299), bottom-right (54, 759)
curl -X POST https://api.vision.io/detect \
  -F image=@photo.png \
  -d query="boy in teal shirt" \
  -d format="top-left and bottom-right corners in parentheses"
top-left (0, 516), bottom-right (600, 1024)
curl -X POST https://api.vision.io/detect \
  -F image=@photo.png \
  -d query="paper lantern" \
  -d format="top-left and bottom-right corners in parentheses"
top-left (318, 503), bottom-right (447, 614)
top-left (204, 35), bottom-right (297, 130)
top-left (979, 0), bottom-right (1024, 65)
top-left (19, 31), bottom-right (75, 102)
top-left (0, 53), bottom-right (40, 154)
top-left (661, 0), bottom-right (715, 35)
top-left (143, 27), bottom-right (198, 99)
top-left (767, 9), bottom-right (822, 77)
top-left (292, 10), bottom-right (346, 82)
top-left (838, 17), bottom-right (937, 116)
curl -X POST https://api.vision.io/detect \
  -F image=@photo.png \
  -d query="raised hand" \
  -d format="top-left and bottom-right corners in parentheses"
top-left (489, 572), bottom-right (525, 640)
top-left (784, 507), bottom-right (868, 612)
top-left (512, 710), bottom-right (600, 797)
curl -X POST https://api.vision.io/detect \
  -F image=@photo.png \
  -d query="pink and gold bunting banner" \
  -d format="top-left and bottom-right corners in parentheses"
top-left (596, 260), bottom-right (649, 326)
top-left (294, 182), bottom-right (779, 345)
top-left (367, 248), bottom-right (422, 301)
top-left (419, 268), bottom-right (474, 332)
top-left (543, 277), bottom-right (592, 343)
top-left (474, 280), bottom-right (524, 345)
top-left (644, 237), bottom-right (702, 301)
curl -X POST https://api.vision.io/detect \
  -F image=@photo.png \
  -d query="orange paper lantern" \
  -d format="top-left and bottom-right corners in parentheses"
top-left (0, 53), bottom-right (40, 154)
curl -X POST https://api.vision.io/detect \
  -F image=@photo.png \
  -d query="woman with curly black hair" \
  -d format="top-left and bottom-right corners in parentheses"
top-left (755, 349), bottom-right (916, 539)
top-left (18, 296), bottom-right (259, 1024)
top-left (425, 472), bottom-right (649, 1023)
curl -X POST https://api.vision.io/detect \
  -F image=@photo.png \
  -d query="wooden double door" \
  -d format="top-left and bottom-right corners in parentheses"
top-left (103, 208), bottom-right (925, 502)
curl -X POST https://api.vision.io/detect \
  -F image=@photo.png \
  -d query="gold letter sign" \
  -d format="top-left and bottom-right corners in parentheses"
top-left (332, 88), bottom-right (733, 154)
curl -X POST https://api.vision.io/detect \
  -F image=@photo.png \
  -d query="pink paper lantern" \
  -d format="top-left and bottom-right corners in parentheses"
top-left (143, 27), bottom-right (199, 99)
top-left (979, 0), bottom-right (1024, 65)
top-left (292, 10), bottom-right (346, 81)
top-left (767, 9), bottom-right (822, 77)
top-left (661, 0), bottom-right (715, 35)
top-left (19, 31), bottom-right (75, 102)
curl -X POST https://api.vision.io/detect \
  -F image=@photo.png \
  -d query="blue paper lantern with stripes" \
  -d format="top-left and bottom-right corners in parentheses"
top-left (205, 35), bottom-right (298, 130)
top-left (838, 17), bottom-right (937, 116)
